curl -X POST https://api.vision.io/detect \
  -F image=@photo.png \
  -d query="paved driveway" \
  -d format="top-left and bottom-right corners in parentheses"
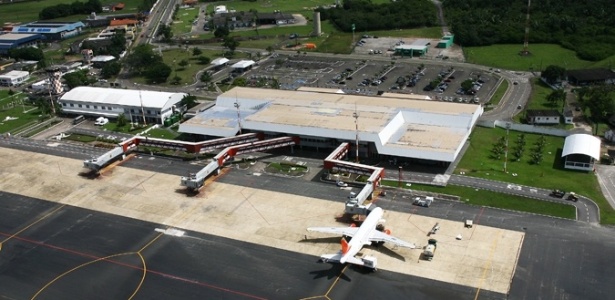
top-left (595, 164), bottom-right (615, 209)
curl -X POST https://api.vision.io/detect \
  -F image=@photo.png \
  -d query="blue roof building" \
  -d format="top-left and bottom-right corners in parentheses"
top-left (11, 21), bottom-right (85, 40)
top-left (0, 33), bottom-right (42, 54)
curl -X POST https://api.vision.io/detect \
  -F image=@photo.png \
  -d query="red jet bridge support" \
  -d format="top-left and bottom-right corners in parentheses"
top-left (324, 142), bottom-right (385, 215)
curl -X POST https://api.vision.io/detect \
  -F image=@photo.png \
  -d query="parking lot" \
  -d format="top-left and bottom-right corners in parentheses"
top-left (251, 54), bottom-right (500, 103)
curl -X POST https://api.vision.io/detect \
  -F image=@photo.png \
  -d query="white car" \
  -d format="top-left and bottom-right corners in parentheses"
top-left (94, 117), bottom-right (109, 126)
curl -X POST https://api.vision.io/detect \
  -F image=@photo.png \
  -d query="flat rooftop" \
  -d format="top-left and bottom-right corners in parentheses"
top-left (0, 147), bottom-right (524, 294)
top-left (180, 87), bottom-right (482, 162)
top-left (0, 33), bottom-right (40, 41)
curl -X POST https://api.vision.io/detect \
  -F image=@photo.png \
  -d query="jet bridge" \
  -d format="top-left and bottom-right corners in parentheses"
top-left (82, 133), bottom-right (262, 173)
top-left (181, 136), bottom-right (300, 191)
top-left (324, 143), bottom-right (385, 215)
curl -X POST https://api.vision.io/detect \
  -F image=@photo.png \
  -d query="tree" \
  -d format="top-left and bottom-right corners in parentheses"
top-left (197, 56), bottom-right (211, 65)
top-left (249, 8), bottom-right (259, 36)
top-left (180, 94), bottom-right (197, 109)
top-left (178, 59), bottom-right (189, 70)
top-left (156, 24), bottom-right (173, 42)
top-left (101, 61), bottom-right (121, 78)
top-left (8, 47), bottom-right (44, 61)
top-left (144, 62), bottom-right (172, 84)
top-left (199, 71), bottom-right (212, 83)
top-left (171, 75), bottom-right (182, 85)
top-left (223, 36), bottom-right (240, 54)
top-left (214, 26), bottom-right (230, 38)
top-left (63, 70), bottom-right (96, 89)
top-left (461, 79), bottom-right (474, 91)
top-left (232, 77), bottom-right (247, 87)
top-left (117, 113), bottom-right (128, 127)
top-left (192, 47), bottom-right (202, 56)
top-left (584, 85), bottom-right (615, 123)
top-left (546, 89), bottom-right (567, 109)
top-left (126, 45), bottom-right (162, 74)
top-left (541, 65), bottom-right (566, 84)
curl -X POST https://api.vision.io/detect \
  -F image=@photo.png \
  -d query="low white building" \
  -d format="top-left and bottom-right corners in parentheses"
top-left (0, 70), bottom-right (30, 86)
top-left (59, 87), bottom-right (187, 125)
top-left (214, 5), bottom-right (228, 14)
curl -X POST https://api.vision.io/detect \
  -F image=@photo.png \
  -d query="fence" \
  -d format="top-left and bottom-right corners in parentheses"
top-left (477, 119), bottom-right (573, 137)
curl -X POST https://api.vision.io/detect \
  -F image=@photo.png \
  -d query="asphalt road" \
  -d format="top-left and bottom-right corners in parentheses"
top-left (448, 174), bottom-right (600, 223)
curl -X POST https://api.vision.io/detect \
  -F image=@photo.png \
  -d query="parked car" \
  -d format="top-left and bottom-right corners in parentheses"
top-left (550, 189), bottom-right (566, 198)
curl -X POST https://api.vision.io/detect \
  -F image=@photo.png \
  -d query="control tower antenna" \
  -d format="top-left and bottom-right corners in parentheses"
top-left (520, 0), bottom-right (532, 56)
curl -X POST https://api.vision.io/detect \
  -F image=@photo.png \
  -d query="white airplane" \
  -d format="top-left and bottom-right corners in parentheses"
top-left (307, 207), bottom-right (415, 269)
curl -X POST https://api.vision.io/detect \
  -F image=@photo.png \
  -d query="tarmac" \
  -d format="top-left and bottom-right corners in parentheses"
top-left (0, 146), bottom-right (523, 297)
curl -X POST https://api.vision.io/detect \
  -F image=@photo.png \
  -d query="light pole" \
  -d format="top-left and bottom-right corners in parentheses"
top-left (504, 122), bottom-right (511, 173)
top-left (353, 110), bottom-right (359, 163)
top-left (234, 100), bottom-right (242, 134)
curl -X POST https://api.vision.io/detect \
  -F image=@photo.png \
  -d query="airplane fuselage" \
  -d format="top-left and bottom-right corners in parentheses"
top-left (340, 207), bottom-right (384, 263)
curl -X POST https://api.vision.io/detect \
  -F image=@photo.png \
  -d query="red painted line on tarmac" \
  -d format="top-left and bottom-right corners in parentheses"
top-left (0, 231), bottom-right (267, 300)
top-left (475, 206), bottom-right (485, 225)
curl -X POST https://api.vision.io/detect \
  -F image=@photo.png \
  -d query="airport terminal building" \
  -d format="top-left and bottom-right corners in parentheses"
top-left (179, 87), bottom-right (483, 164)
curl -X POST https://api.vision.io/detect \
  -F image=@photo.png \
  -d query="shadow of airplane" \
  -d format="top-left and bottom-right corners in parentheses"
top-left (309, 263), bottom-right (352, 281)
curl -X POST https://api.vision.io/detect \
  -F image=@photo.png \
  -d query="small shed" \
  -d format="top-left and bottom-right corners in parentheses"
top-left (304, 43), bottom-right (316, 49)
top-left (437, 34), bottom-right (454, 48)
top-left (91, 55), bottom-right (116, 68)
top-left (395, 39), bottom-right (430, 57)
top-left (562, 134), bottom-right (601, 171)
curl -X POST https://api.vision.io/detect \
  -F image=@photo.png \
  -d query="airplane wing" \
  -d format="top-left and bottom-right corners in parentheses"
top-left (307, 227), bottom-right (360, 238)
top-left (369, 231), bottom-right (416, 248)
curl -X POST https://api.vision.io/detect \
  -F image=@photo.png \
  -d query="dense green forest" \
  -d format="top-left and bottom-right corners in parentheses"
top-left (316, 0), bottom-right (437, 32)
top-left (443, 0), bottom-right (615, 61)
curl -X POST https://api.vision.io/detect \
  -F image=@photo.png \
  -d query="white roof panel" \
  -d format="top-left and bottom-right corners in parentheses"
top-left (231, 60), bottom-right (255, 69)
top-left (562, 134), bottom-right (601, 159)
top-left (59, 87), bottom-right (187, 110)
top-left (211, 57), bottom-right (229, 66)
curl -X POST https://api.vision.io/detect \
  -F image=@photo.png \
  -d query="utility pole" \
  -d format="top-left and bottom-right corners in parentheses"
top-left (353, 107), bottom-right (359, 163)
top-left (139, 90), bottom-right (147, 125)
top-left (234, 99), bottom-right (242, 134)
top-left (504, 122), bottom-right (511, 173)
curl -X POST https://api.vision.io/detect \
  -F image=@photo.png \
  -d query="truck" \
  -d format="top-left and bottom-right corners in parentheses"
top-left (423, 239), bottom-right (437, 261)
top-left (567, 192), bottom-right (579, 202)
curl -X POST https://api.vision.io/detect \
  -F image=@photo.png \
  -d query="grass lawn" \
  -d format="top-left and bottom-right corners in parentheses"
top-left (171, 6), bottom-right (199, 37)
top-left (382, 180), bottom-right (576, 219)
top-left (0, 91), bottom-right (40, 134)
top-left (486, 79), bottom-right (508, 109)
top-left (526, 78), bottom-right (560, 110)
top-left (456, 126), bottom-right (615, 224)
top-left (464, 44), bottom-right (595, 71)
top-left (142, 128), bottom-right (180, 139)
top-left (101, 121), bottom-right (152, 135)
top-left (0, 0), bottom-right (142, 24)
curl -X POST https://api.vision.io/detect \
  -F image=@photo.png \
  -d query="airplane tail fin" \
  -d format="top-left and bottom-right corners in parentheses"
top-left (341, 238), bottom-right (350, 254)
